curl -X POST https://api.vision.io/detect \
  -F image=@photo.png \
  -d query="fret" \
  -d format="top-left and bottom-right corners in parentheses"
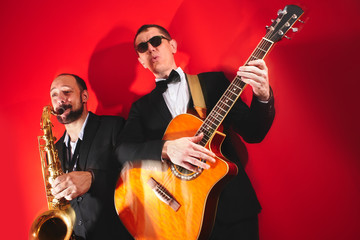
top-left (202, 122), bottom-right (215, 132)
top-left (247, 39), bottom-right (273, 62)
top-left (228, 88), bottom-right (239, 95)
top-left (220, 100), bottom-right (231, 108)
top-left (215, 104), bottom-right (228, 114)
top-left (209, 115), bottom-right (221, 124)
top-left (210, 113), bottom-right (222, 123)
top-left (201, 131), bottom-right (211, 139)
top-left (205, 118), bottom-right (218, 128)
top-left (252, 51), bottom-right (265, 59)
top-left (200, 121), bottom-right (217, 135)
top-left (222, 95), bottom-right (235, 104)
top-left (257, 47), bottom-right (267, 53)
top-left (201, 134), bottom-right (210, 142)
top-left (218, 105), bottom-right (230, 114)
top-left (201, 122), bottom-right (214, 131)
top-left (213, 107), bottom-right (226, 117)
top-left (199, 139), bottom-right (208, 147)
top-left (231, 84), bottom-right (242, 92)
top-left (262, 37), bottom-right (273, 44)
top-left (198, 129), bottom-right (211, 139)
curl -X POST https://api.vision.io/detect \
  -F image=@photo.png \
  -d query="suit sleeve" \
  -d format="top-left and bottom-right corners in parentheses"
top-left (115, 100), bottom-right (164, 164)
top-left (89, 116), bottom-right (126, 191)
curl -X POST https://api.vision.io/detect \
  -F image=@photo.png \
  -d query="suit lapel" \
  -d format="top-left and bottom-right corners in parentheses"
top-left (150, 88), bottom-right (173, 123)
top-left (57, 134), bottom-right (66, 172)
top-left (78, 112), bottom-right (100, 170)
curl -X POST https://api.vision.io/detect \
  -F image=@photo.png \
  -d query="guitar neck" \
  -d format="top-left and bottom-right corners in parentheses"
top-left (195, 4), bottom-right (304, 147)
top-left (196, 37), bottom-right (274, 147)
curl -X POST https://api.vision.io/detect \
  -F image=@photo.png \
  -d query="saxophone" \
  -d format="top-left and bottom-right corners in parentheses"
top-left (29, 106), bottom-right (75, 240)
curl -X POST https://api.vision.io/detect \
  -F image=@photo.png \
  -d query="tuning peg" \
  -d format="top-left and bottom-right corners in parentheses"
top-left (298, 19), bottom-right (305, 23)
top-left (284, 35), bottom-right (291, 40)
top-left (277, 9), bottom-right (287, 16)
top-left (292, 27), bottom-right (299, 32)
top-left (266, 25), bottom-right (274, 31)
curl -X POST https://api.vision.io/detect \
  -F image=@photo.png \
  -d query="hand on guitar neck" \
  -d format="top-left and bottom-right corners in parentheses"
top-left (161, 132), bottom-right (216, 172)
top-left (237, 59), bottom-right (271, 102)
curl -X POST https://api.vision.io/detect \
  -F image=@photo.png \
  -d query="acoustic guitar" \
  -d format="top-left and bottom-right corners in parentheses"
top-left (115, 5), bottom-right (304, 240)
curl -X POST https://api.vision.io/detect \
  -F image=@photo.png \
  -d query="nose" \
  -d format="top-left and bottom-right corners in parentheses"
top-left (147, 42), bottom-right (156, 52)
top-left (56, 93), bottom-right (66, 105)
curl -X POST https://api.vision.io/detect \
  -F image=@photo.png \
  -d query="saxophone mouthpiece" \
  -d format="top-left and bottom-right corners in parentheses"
top-left (57, 107), bottom-right (65, 115)
top-left (51, 107), bottom-right (65, 116)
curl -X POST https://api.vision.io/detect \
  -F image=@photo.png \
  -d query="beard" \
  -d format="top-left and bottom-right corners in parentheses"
top-left (56, 99), bottom-right (84, 124)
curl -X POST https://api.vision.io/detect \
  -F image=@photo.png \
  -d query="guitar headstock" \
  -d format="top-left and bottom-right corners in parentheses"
top-left (266, 5), bottom-right (304, 42)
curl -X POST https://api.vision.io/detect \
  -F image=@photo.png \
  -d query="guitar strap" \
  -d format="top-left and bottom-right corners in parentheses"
top-left (186, 74), bottom-right (207, 119)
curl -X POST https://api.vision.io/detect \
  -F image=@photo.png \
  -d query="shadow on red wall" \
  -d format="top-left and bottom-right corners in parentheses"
top-left (88, 26), bottom-right (139, 117)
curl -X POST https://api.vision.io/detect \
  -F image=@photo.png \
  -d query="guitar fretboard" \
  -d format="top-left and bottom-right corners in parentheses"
top-left (196, 38), bottom-right (274, 146)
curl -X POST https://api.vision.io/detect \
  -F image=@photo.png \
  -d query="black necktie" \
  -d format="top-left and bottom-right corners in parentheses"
top-left (155, 70), bottom-right (181, 93)
top-left (65, 139), bottom-right (81, 172)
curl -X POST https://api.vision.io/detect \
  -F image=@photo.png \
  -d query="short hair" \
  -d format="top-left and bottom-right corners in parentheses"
top-left (57, 73), bottom-right (87, 91)
top-left (134, 24), bottom-right (172, 49)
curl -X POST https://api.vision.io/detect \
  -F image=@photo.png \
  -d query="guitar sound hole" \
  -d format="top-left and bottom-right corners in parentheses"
top-left (170, 162), bottom-right (203, 181)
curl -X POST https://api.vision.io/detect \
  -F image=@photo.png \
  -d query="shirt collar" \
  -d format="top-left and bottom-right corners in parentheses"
top-left (63, 113), bottom-right (90, 146)
top-left (155, 67), bottom-right (184, 82)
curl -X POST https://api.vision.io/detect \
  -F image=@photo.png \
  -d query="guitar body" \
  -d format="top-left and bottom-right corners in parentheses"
top-left (115, 114), bottom-right (238, 240)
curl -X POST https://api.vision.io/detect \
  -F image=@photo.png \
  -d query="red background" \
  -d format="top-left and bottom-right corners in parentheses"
top-left (1, 0), bottom-right (359, 239)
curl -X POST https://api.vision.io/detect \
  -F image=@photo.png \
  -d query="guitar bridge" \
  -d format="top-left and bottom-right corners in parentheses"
top-left (147, 177), bottom-right (180, 212)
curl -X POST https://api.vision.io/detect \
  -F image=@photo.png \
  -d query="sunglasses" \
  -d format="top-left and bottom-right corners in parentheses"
top-left (136, 35), bottom-right (170, 53)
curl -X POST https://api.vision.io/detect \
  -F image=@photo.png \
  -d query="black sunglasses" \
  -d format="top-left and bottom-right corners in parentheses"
top-left (136, 35), bottom-right (170, 53)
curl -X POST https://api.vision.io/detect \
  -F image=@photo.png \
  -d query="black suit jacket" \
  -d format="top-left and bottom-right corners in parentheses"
top-left (56, 112), bottom-right (133, 240)
top-left (118, 72), bottom-right (275, 224)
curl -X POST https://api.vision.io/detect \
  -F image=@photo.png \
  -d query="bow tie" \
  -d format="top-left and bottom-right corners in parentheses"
top-left (155, 70), bottom-right (181, 93)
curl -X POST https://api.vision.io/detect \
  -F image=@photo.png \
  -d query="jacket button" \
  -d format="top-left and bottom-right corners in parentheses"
top-left (78, 220), bottom-right (83, 226)
top-left (77, 196), bottom-right (83, 202)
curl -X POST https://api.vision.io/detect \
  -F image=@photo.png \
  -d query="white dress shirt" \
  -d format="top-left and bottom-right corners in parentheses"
top-left (63, 113), bottom-right (89, 158)
top-left (155, 67), bottom-right (190, 118)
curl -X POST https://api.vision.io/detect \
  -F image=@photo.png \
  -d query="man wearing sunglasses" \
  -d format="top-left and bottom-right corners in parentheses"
top-left (118, 24), bottom-right (275, 239)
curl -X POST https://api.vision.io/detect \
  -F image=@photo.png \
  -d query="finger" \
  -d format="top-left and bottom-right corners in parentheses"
top-left (53, 187), bottom-right (68, 199)
top-left (240, 77), bottom-right (261, 89)
top-left (191, 149), bottom-right (216, 163)
top-left (188, 133), bottom-right (204, 143)
top-left (51, 177), bottom-right (72, 195)
top-left (51, 183), bottom-right (62, 195)
top-left (64, 192), bottom-right (76, 201)
top-left (179, 160), bottom-right (205, 173)
top-left (186, 156), bottom-right (211, 170)
top-left (52, 174), bottom-right (68, 188)
top-left (238, 67), bottom-right (264, 80)
top-left (247, 59), bottom-right (267, 70)
top-left (191, 144), bottom-right (216, 159)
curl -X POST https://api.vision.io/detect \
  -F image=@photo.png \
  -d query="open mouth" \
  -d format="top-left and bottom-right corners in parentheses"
top-left (57, 105), bottom-right (72, 115)
top-left (151, 55), bottom-right (159, 62)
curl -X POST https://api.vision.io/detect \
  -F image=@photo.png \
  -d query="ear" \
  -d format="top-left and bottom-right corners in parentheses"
top-left (138, 57), bottom-right (147, 69)
top-left (169, 39), bottom-right (177, 54)
top-left (81, 90), bottom-right (89, 103)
